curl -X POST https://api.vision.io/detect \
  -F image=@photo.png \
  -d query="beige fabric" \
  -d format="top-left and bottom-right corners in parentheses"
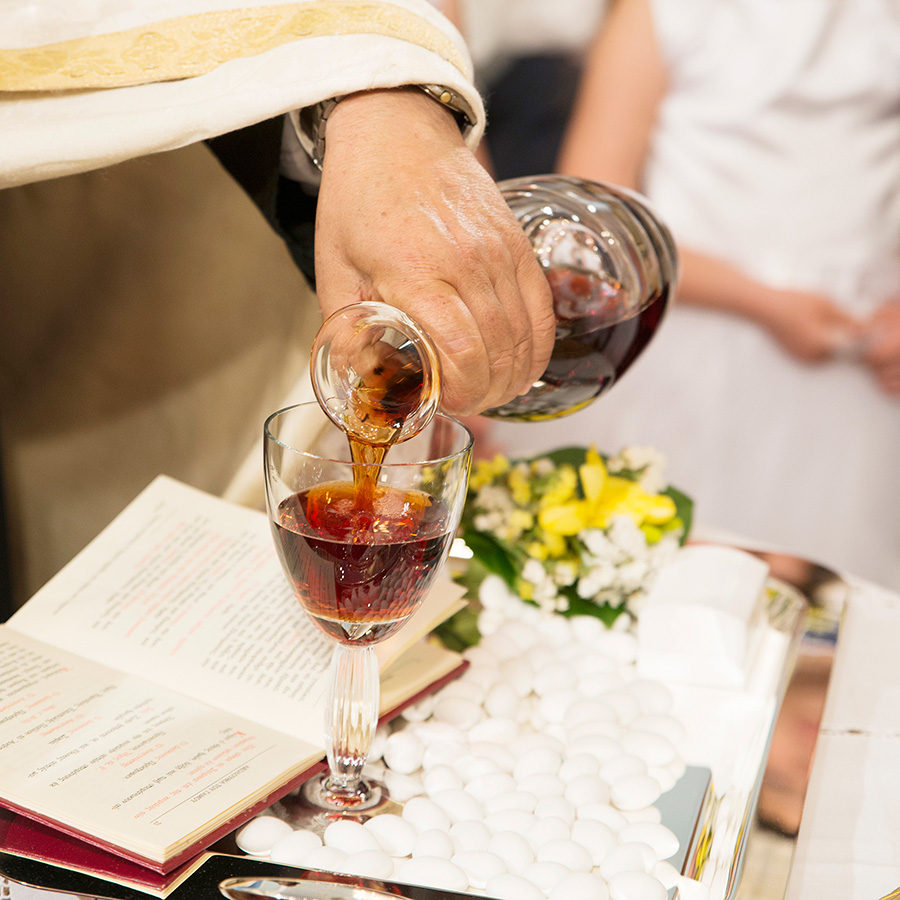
top-left (0, 2), bottom-right (468, 92)
top-left (0, 0), bottom-right (484, 189)
top-left (0, 142), bottom-right (319, 607)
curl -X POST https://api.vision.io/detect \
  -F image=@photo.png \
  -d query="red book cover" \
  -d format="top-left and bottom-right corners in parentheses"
top-left (0, 660), bottom-right (466, 884)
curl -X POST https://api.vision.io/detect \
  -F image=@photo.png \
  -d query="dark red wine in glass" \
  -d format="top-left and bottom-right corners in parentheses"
top-left (272, 482), bottom-right (454, 644)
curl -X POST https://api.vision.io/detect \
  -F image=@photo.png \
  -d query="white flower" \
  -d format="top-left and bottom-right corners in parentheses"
top-left (552, 562), bottom-right (577, 586)
top-left (576, 561), bottom-right (617, 598)
top-left (608, 446), bottom-right (669, 494)
top-left (532, 458), bottom-right (554, 476)
top-left (594, 587), bottom-right (627, 608)
top-left (580, 528), bottom-right (617, 558)
top-left (479, 574), bottom-right (517, 611)
top-left (647, 535), bottom-right (680, 567)
top-left (607, 515), bottom-right (648, 559)
top-left (478, 607), bottom-right (506, 636)
top-left (473, 514), bottom-right (492, 532)
top-left (532, 577), bottom-right (558, 602)
top-left (529, 573), bottom-right (567, 615)
top-left (535, 589), bottom-right (568, 615)
top-left (616, 559), bottom-right (650, 592)
top-left (625, 589), bottom-right (648, 617)
top-left (475, 484), bottom-right (514, 511)
top-left (655, 534), bottom-right (681, 558)
top-left (522, 558), bottom-right (547, 585)
top-left (638, 468), bottom-right (668, 495)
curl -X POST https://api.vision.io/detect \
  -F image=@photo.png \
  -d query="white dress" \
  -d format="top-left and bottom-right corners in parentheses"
top-left (492, 0), bottom-right (900, 588)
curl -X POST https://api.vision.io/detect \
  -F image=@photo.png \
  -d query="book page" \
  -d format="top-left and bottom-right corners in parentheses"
top-left (9, 477), bottom-right (332, 741)
top-left (375, 580), bottom-right (467, 672)
top-left (380, 639), bottom-right (466, 715)
top-left (0, 629), bottom-right (318, 864)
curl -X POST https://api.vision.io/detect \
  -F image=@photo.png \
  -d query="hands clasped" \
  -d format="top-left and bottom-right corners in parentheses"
top-left (758, 286), bottom-right (900, 396)
top-left (861, 300), bottom-right (900, 395)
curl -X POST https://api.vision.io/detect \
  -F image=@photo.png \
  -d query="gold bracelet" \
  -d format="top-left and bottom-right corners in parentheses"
top-left (296, 84), bottom-right (476, 171)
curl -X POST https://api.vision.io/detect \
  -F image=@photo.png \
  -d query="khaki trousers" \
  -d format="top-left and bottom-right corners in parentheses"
top-left (0, 143), bottom-right (319, 608)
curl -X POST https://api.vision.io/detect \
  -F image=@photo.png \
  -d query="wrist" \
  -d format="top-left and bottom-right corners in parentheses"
top-left (677, 248), bottom-right (776, 325)
top-left (300, 86), bottom-right (473, 170)
top-left (741, 285), bottom-right (790, 333)
top-left (329, 88), bottom-right (465, 155)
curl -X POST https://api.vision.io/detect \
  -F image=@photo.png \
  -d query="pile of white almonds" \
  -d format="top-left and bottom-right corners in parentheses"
top-left (237, 583), bottom-right (711, 900)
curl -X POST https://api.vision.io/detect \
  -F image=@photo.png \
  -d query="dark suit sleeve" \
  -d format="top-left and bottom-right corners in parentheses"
top-left (207, 117), bottom-right (319, 287)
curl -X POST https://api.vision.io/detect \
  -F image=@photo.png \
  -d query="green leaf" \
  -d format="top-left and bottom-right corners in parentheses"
top-left (434, 604), bottom-right (481, 651)
top-left (459, 528), bottom-right (518, 588)
top-left (537, 446), bottom-right (591, 469)
top-left (557, 588), bottom-right (626, 627)
top-left (664, 485), bottom-right (694, 544)
top-left (451, 554), bottom-right (490, 600)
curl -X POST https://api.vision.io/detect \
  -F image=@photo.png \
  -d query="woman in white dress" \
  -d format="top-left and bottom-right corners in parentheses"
top-left (492, 0), bottom-right (900, 588)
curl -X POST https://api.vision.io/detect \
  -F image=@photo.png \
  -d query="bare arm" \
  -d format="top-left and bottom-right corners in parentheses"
top-left (678, 249), bottom-right (864, 362)
top-left (557, 0), bottom-right (666, 188)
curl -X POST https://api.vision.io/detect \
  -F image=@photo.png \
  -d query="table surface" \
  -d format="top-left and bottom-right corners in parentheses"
top-left (3, 551), bottom-right (899, 900)
top-left (784, 576), bottom-right (900, 900)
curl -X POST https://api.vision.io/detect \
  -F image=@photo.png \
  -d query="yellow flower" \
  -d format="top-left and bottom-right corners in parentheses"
top-left (536, 445), bottom-right (677, 537)
top-left (540, 464), bottom-right (578, 507)
top-left (525, 541), bottom-right (549, 561)
top-left (538, 501), bottom-right (586, 536)
top-left (490, 453), bottom-right (511, 476)
top-left (541, 530), bottom-right (568, 558)
top-left (639, 493), bottom-right (677, 524)
top-left (516, 578), bottom-right (534, 600)
top-left (508, 509), bottom-right (535, 535)
top-left (582, 469), bottom-right (677, 531)
top-left (579, 446), bottom-right (608, 503)
top-left (509, 466), bottom-right (532, 506)
top-left (468, 453), bottom-right (511, 490)
top-left (468, 461), bottom-right (494, 491)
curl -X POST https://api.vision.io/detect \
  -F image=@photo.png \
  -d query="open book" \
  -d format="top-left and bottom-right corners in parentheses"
top-left (0, 477), bottom-right (466, 876)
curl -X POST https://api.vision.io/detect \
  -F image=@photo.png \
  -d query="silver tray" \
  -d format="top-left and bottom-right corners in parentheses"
top-left (0, 548), bottom-right (845, 900)
top-left (671, 547), bottom-right (846, 899)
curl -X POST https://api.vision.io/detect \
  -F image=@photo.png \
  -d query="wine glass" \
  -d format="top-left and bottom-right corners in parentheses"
top-left (263, 402), bottom-right (472, 823)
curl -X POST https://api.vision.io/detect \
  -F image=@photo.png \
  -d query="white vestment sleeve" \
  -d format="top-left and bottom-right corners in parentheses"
top-left (0, 0), bottom-right (485, 188)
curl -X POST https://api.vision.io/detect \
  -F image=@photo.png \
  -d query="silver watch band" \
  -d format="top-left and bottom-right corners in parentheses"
top-left (296, 85), bottom-right (477, 171)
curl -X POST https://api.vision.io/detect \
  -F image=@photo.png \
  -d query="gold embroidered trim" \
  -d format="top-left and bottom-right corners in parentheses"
top-left (0, 1), bottom-right (467, 92)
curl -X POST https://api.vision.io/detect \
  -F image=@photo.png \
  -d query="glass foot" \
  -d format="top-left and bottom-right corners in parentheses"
top-left (270, 774), bottom-right (401, 835)
top-left (303, 773), bottom-right (384, 812)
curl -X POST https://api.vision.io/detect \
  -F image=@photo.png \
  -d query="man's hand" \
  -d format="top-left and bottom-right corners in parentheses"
top-left (862, 299), bottom-right (900, 395)
top-left (313, 88), bottom-right (555, 415)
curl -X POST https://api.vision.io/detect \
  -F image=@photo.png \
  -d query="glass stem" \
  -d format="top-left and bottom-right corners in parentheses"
top-left (323, 643), bottom-right (379, 801)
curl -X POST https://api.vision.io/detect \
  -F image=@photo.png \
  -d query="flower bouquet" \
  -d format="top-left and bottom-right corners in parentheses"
top-left (439, 446), bottom-right (692, 649)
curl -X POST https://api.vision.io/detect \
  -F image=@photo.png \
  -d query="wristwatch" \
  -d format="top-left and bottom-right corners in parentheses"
top-left (296, 84), bottom-right (477, 170)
